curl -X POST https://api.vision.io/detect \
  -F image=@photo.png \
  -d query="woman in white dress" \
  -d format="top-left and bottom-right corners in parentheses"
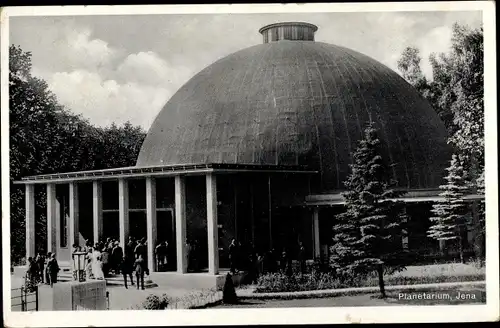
top-left (85, 247), bottom-right (94, 281)
top-left (92, 245), bottom-right (105, 280)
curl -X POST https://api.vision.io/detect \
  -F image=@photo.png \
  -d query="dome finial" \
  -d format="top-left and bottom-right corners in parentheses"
top-left (259, 22), bottom-right (318, 43)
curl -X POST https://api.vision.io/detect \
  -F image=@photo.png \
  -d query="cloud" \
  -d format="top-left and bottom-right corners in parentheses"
top-left (12, 12), bottom-right (482, 129)
top-left (27, 26), bottom-right (194, 129)
top-left (417, 25), bottom-right (453, 78)
top-left (47, 69), bottom-right (171, 129)
top-left (116, 51), bottom-right (193, 88)
top-left (64, 28), bottom-right (118, 71)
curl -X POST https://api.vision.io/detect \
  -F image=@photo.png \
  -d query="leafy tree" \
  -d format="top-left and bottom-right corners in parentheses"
top-left (397, 47), bottom-right (431, 97)
top-left (430, 23), bottom-right (484, 170)
top-left (428, 154), bottom-right (470, 263)
top-left (397, 47), bottom-right (454, 134)
top-left (9, 45), bottom-right (146, 264)
top-left (429, 23), bottom-right (484, 258)
top-left (330, 123), bottom-right (407, 298)
top-left (398, 23), bottom-right (485, 258)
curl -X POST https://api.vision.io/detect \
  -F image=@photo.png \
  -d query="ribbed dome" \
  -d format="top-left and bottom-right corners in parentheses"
top-left (137, 32), bottom-right (451, 191)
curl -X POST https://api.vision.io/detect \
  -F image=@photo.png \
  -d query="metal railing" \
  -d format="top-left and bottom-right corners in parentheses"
top-left (11, 286), bottom-right (38, 312)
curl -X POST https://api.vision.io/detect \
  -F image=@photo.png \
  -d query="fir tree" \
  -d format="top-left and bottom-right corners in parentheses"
top-left (428, 154), bottom-right (470, 263)
top-left (330, 123), bottom-right (407, 298)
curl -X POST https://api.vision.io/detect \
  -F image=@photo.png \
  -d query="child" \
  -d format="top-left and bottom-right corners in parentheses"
top-left (134, 255), bottom-right (145, 290)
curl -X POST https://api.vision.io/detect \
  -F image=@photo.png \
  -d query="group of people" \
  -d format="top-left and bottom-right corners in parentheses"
top-left (26, 252), bottom-right (60, 287)
top-left (228, 239), bottom-right (307, 282)
top-left (227, 239), bottom-right (263, 283)
top-left (70, 236), bottom-right (151, 290)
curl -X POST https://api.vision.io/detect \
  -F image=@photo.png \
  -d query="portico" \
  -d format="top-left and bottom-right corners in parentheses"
top-left (16, 163), bottom-right (317, 282)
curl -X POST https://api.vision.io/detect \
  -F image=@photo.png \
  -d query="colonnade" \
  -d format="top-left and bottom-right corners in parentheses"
top-left (24, 173), bottom-right (220, 275)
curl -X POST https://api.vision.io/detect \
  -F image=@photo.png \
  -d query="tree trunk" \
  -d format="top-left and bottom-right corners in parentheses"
top-left (470, 155), bottom-right (485, 259)
top-left (471, 200), bottom-right (485, 259)
top-left (377, 265), bottom-right (386, 298)
top-left (458, 234), bottom-right (465, 264)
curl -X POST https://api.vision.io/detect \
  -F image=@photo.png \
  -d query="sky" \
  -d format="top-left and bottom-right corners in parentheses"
top-left (9, 11), bottom-right (482, 130)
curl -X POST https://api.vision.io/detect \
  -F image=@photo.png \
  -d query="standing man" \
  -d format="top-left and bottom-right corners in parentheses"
top-left (35, 253), bottom-right (45, 284)
top-left (134, 238), bottom-right (148, 275)
top-left (155, 241), bottom-right (167, 272)
top-left (298, 241), bottom-right (306, 274)
top-left (46, 253), bottom-right (60, 287)
top-left (112, 241), bottom-right (123, 274)
top-left (120, 256), bottom-right (134, 289)
top-left (44, 252), bottom-right (52, 285)
top-left (134, 255), bottom-right (145, 290)
top-left (126, 237), bottom-right (135, 260)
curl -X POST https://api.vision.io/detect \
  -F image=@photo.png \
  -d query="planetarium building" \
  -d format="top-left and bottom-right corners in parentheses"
top-left (16, 22), bottom-right (466, 288)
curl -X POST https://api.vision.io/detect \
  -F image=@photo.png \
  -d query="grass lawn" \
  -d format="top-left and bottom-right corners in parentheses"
top-left (255, 262), bottom-right (486, 293)
top-left (212, 286), bottom-right (486, 308)
top-left (390, 262), bottom-right (485, 278)
top-left (380, 262), bottom-right (485, 286)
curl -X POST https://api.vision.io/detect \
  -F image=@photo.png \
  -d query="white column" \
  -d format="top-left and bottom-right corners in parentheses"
top-left (146, 177), bottom-right (157, 272)
top-left (69, 182), bottom-right (79, 248)
top-left (313, 207), bottom-right (320, 259)
top-left (25, 184), bottom-right (35, 259)
top-left (46, 184), bottom-right (57, 253)
top-left (206, 173), bottom-right (219, 275)
top-left (175, 175), bottom-right (187, 273)
top-left (93, 181), bottom-right (103, 244)
top-left (118, 178), bottom-right (129, 250)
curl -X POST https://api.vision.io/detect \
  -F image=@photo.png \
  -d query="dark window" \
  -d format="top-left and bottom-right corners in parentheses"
top-left (272, 28), bottom-right (279, 41)
top-left (284, 26), bottom-right (292, 40)
top-left (60, 195), bottom-right (68, 248)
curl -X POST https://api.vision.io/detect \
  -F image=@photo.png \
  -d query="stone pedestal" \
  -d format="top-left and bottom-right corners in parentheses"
top-left (52, 281), bottom-right (107, 311)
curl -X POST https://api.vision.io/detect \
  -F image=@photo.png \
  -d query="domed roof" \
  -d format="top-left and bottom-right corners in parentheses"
top-left (137, 23), bottom-right (451, 191)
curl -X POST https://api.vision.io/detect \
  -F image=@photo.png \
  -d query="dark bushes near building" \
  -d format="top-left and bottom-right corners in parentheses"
top-left (141, 294), bottom-right (170, 310)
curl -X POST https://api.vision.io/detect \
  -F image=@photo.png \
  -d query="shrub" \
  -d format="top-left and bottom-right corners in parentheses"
top-left (255, 272), bottom-right (355, 293)
top-left (141, 294), bottom-right (170, 310)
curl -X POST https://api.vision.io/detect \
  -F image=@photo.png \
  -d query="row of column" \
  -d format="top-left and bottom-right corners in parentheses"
top-left (25, 173), bottom-right (220, 275)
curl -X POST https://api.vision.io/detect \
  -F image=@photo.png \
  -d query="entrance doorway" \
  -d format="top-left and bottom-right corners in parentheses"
top-left (157, 209), bottom-right (176, 271)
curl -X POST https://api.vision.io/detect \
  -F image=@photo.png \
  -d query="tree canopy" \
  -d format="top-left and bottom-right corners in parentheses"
top-left (9, 45), bottom-right (147, 263)
top-left (397, 23), bottom-right (484, 170)
top-left (397, 22), bottom-right (485, 259)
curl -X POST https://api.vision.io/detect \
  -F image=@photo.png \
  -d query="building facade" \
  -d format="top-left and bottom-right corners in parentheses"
top-left (15, 22), bottom-right (482, 285)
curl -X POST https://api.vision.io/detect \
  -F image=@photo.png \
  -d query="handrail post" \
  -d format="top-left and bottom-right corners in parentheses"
top-left (21, 287), bottom-right (25, 311)
top-left (35, 286), bottom-right (39, 311)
